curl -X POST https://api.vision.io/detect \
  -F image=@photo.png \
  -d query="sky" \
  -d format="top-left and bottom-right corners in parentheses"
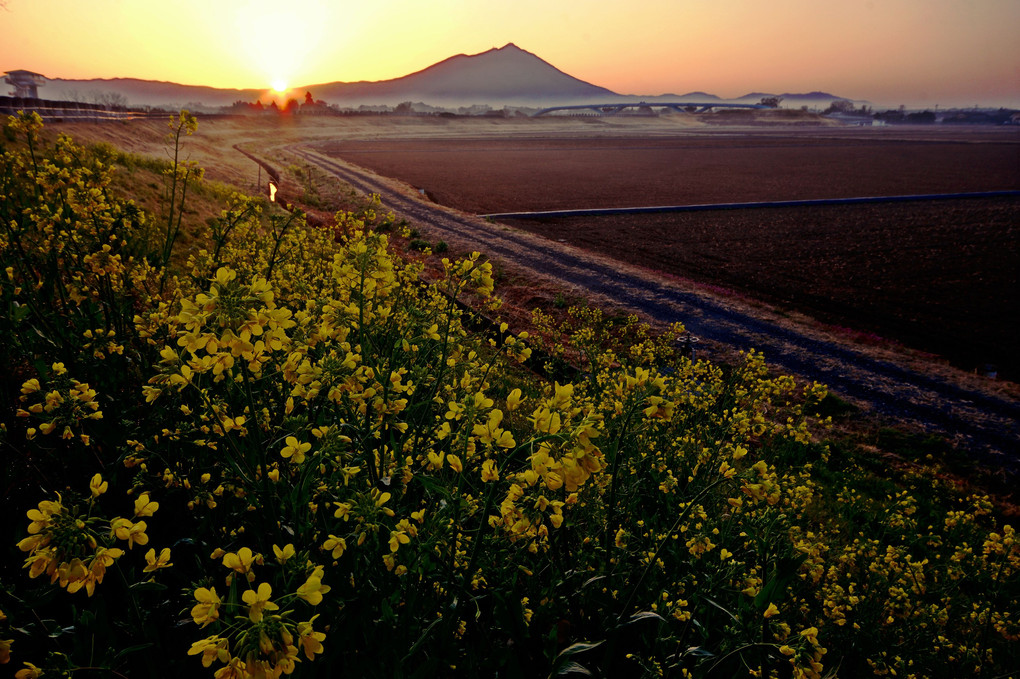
top-left (1, 0), bottom-right (1018, 108)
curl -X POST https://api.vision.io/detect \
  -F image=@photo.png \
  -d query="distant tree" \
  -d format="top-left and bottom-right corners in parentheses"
top-left (823, 99), bottom-right (856, 115)
top-left (304, 91), bottom-right (314, 106)
top-left (875, 109), bottom-right (905, 124)
top-left (92, 90), bottom-right (128, 109)
top-left (759, 96), bottom-right (783, 108)
top-left (394, 101), bottom-right (414, 115)
top-left (906, 110), bottom-right (935, 124)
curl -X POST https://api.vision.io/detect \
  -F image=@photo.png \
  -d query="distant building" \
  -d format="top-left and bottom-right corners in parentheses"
top-left (826, 112), bottom-right (880, 126)
top-left (3, 70), bottom-right (47, 98)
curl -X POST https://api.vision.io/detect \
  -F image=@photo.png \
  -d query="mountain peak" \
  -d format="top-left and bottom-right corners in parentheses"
top-left (321, 42), bottom-right (616, 105)
top-left (473, 42), bottom-right (536, 60)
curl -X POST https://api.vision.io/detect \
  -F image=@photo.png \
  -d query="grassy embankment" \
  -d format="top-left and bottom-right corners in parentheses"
top-left (1, 112), bottom-right (1017, 679)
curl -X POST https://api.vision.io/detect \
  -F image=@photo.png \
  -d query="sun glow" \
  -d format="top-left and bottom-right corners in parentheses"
top-left (234, 0), bottom-right (327, 92)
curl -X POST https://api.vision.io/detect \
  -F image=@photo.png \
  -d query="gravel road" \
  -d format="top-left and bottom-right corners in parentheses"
top-left (289, 145), bottom-right (1020, 471)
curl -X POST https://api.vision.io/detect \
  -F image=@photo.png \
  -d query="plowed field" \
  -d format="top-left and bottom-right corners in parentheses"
top-left (318, 127), bottom-right (1020, 378)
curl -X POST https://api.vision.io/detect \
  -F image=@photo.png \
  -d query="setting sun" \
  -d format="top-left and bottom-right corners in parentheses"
top-left (271, 80), bottom-right (288, 94)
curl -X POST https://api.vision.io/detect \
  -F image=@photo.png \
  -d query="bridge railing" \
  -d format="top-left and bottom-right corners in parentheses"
top-left (532, 102), bottom-right (771, 117)
top-left (0, 96), bottom-right (153, 121)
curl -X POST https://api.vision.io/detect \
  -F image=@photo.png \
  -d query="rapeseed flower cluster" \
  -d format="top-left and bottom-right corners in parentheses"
top-left (15, 474), bottom-right (162, 598)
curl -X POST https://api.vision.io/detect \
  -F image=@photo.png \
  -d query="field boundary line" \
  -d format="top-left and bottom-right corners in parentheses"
top-left (480, 190), bottom-right (1020, 219)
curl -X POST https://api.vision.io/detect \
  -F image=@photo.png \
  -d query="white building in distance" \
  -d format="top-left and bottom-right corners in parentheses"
top-left (4, 70), bottom-right (47, 98)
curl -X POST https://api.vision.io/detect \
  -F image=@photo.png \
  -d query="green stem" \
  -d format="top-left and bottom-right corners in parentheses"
top-left (617, 476), bottom-right (735, 622)
top-left (705, 643), bottom-right (780, 677)
top-left (602, 400), bottom-right (640, 560)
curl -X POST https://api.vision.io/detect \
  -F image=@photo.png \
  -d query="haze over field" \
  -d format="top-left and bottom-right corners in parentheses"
top-left (2, 0), bottom-right (1018, 109)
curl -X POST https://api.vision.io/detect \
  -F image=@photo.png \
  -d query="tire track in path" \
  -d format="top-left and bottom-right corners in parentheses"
top-left (289, 145), bottom-right (1020, 471)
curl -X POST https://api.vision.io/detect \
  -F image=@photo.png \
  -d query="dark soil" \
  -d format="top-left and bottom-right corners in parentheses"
top-left (503, 198), bottom-right (1020, 380)
top-left (319, 129), bottom-right (1019, 213)
top-left (319, 128), bottom-right (1020, 379)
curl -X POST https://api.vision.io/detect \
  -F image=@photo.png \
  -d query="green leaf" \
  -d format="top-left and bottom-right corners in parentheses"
top-left (115, 643), bottom-right (154, 660)
top-left (683, 646), bottom-right (716, 659)
top-left (555, 640), bottom-right (604, 659)
top-left (753, 578), bottom-right (780, 610)
top-left (616, 610), bottom-right (665, 630)
top-left (402, 616), bottom-right (442, 663)
top-left (548, 641), bottom-right (604, 679)
top-left (703, 596), bottom-right (739, 623)
top-left (552, 661), bottom-right (593, 677)
top-left (412, 472), bottom-right (455, 499)
top-left (129, 581), bottom-right (168, 592)
top-left (12, 304), bottom-right (31, 322)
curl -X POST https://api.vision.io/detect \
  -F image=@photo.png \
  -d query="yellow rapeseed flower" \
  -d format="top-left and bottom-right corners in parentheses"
top-left (188, 635), bottom-right (230, 668)
top-left (281, 436), bottom-right (311, 464)
top-left (272, 543), bottom-right (295, 564)
top-left (15, 663), bottom-right (44, 679)
top-left (133, 492), bottom-right (159, 517)
top-left (296, 615), bottom-right (326, 660)
top-left (389, 529), bottom-right (411, 553)
top-left (296, 566), bottom-right (331, 605)
top-left (89, 473), bottom-right (108, 498)
top-left (481, 459), bottom-right (499, 482)
top-left (322, 535), bottom-right (346, 559)
top-left (191, 587), bottom-right (221, 627)
top-left (242, 582), bottom-right (279, 623)
top-left (222, 547), bottom-right (256, 580)
top-left (110, 518), bottom-right (149, 549)
top-left (143, 547), bottom-right (173, 572)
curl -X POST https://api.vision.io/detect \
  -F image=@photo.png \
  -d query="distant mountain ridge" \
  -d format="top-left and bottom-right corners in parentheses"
top-left (30, 44), bottom-right (861, 110)
top-left (44, 77), bottom-right (263, 109)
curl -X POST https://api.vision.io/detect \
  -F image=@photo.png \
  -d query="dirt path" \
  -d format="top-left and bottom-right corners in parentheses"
top-left (287, 145), bottom-right (1020, 470)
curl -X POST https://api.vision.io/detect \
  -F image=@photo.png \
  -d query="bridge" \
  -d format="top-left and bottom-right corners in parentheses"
top-left (532, 101), bottom-right (771, 117)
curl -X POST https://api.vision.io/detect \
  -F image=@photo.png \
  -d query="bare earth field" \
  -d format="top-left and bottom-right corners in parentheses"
top-left (317, 130), bottom-right (1019, 212)
top-left (316, 127), bottom-right (1020, 379)
top-left (502, 199), bottom-right (1019, 380)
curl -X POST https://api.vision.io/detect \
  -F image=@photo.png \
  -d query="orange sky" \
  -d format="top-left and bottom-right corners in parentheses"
top-left (2, 0), bottom-right (1018, 107)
